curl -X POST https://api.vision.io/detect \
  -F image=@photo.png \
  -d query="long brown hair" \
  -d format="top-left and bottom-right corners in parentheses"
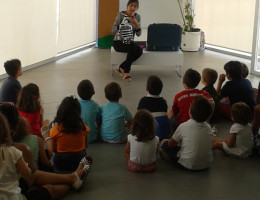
top-left (131, 109), bottom-right (156, 142)
top-left (0, 113), bottom-right (12, 146)
top-left (17, 83), bottom-right (41, 112)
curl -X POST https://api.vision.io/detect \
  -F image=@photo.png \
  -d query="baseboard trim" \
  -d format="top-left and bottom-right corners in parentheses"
top-left (0, 42), bottom-right (96, 81)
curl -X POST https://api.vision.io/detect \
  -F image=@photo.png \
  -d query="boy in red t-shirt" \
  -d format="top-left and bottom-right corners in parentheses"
top-left (167, 68), bottom-right (214, 134)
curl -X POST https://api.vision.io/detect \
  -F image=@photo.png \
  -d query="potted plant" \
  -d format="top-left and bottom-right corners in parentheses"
top-left (178, 0), bottom-right (201, 51)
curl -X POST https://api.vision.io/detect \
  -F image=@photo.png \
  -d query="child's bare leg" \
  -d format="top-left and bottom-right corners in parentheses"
top-left (212, 142), bottom-right (224, 151)
top-left (42, 184), bottom-right (71, 200)
top-left (29, 161), bottom-right (85, 186)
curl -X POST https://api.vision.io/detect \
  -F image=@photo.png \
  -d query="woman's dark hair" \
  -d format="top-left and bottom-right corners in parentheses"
top-left (0, 113), bottom-right (12, 146)
top-left (0, 104), bottom-right (19, 137)
top-left (104, 82), bottom-right (122, 102)
top-left (147, 75), bottom-right (163, 95)
top-left (131, 109), bottom-right (156, 142)
top-left (17, 83), bottom-right (41, 112)
top-left (127, 0), bottom-right (139, 8)
top-left (12, 116), bottom-right (30, 142)
top-left (231, 102), bottom-right (251, 125)
top-left (52, 96), bottom-right (85, 134)
top-left (224, 61), bottom-right (242, 80)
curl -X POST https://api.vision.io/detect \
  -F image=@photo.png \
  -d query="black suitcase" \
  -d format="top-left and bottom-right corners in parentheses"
top-left (147, 23), bottom-right (182, 51)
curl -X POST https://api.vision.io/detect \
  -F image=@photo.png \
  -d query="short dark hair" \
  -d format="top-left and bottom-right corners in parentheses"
top-left (77, 79), bottom-right (95, 100)
top-left (241, 63), bottom-right (249, 78)
top-left (4, 59), bottom-right (21, 77)
top-left (183, 68), bottom-right (201, 88)
top-left (231, 102), bottom-right (251, 125)
top-left (127, 0), bottom-right (139, 8)
top-left (224, 61), bottom-right (242, 79)
top-left (202, 68), bottom-right (218, 85)
top-left (104, 82), bottom-right (122, 102)
top-left (190, 95), bottom-right (213, 122)
top-left (131, 109), bottom-right (156, 142)
top-left (147, 75), bottom-right (163, 95)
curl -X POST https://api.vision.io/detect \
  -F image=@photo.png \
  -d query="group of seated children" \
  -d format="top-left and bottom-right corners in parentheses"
top-left (0, 58), bottom-right (259, 199)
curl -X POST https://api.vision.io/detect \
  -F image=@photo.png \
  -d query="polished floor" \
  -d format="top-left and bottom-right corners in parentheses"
top-left (2, 48), bottom-right (260, 200)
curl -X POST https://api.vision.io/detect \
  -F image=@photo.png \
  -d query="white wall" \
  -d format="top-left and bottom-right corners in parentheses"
top-left (119, 0), bottom-right (183, 28)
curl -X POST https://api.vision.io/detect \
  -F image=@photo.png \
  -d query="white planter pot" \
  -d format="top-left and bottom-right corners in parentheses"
top-left (181, 31), bottom-right (201, 52)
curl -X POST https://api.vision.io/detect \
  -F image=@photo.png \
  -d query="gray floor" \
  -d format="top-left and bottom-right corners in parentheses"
top-left (2, 48), bottom-right (260, 199)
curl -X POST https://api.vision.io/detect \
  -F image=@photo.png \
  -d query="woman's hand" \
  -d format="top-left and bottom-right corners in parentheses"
top-left (130, 16), bottom-right (139, 30)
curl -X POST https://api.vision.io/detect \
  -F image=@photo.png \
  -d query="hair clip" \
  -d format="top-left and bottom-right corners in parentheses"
top-left (67, 95), bottom-right (77, 99)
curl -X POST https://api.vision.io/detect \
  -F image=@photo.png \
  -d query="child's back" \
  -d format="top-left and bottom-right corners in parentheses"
top-left (17, 83), bottom-right (43, 138)
top-left (125, 110), bottom-right (159, 172)
top-left (217, 61), bottom-right (255, 111)
top-left (169, 69), bottom-right (213, 127)
top-left (138, 75), bottom-right (170, 139)
top-left (100, 82), bottom-right (132, 143)
top-left (161, 95), bottom-right (213, 170)
top-left (77, 80), bottom-right (101, 143)
top-left (173, 118), bottom-right (213, 169)
top-left (79, 99), bottom-right (100, 143)
top-left (222, 123), bottom-right (253, 158)
top-left (0, 59), bottom-right (22, 104)
top-left (201, 68), bottom-right (220, 121)
top-left (101, 101), bottom-right (132, 142)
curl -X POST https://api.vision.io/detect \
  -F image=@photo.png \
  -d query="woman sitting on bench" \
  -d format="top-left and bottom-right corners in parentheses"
top-left (111, 0), bottom-right (143, 82)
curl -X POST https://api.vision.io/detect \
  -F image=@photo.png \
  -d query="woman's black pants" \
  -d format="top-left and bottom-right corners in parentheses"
top-left (113, 40), bottom-right (143, 73)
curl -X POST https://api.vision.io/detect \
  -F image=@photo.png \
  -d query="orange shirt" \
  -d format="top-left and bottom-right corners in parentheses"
top-left (49, 124), bottom-right (89, 153)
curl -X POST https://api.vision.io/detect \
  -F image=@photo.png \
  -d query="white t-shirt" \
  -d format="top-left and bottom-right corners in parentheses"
top-left (0, 145), bottom-right (23, 200)
top-left (223, 123), bottom-right (253, 158)
top-left (128, 134), bottom-right (159, 165)
top-left (172, 119), bottom-right (213, 170)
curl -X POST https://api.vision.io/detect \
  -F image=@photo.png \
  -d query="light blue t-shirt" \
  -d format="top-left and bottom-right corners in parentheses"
top-left (101, 102), bottom-right (132, 141)
top-left (79, 99), bottom-right (101, 143)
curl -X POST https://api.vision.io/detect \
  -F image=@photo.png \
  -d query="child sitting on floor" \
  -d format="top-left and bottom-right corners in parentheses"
top-left (47, 96), bottom-right (90, 173)
top-left (137, 75), bottom-right (170, 140)
top-left (100, 82), bottom-right (132, 143)
top-left (213, 102), bottom-right (253, 158)
top-left (17, 83), bottom-right (49, 138)
top-left (124, 109), bottom-right (159, 172)
top-left (0, 59), bottom-right (23, 104)
top-left (216, 61), bottom-right (255, 119)
top-left (0, 112), bottom-right (31, 200)
top-left (168, 68), bottom-right (214, 133)
top-left (201, 68), bottom-right (219, 122)
top-left (160, 95), bottom-right (213, 171)
top-left (77, 79), bottom-right (101, 143)
top-left (12, 116), bottom-right (52, 171)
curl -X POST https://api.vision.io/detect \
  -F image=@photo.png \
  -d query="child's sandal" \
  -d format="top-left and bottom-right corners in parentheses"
top-left (80, 156), bottom-right (93, 166)
top-left (123, 76), bottom-right (132, 82)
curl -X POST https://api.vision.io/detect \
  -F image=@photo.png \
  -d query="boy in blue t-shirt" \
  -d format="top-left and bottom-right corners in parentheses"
top-left (77, 79), bottom-right (101, 143)
top-left (100, 82), bottom-right (132, 143)
top-left (0, 59), bottom-right (23, 104)
top-left (137, 75), bottom-right (170, 140)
